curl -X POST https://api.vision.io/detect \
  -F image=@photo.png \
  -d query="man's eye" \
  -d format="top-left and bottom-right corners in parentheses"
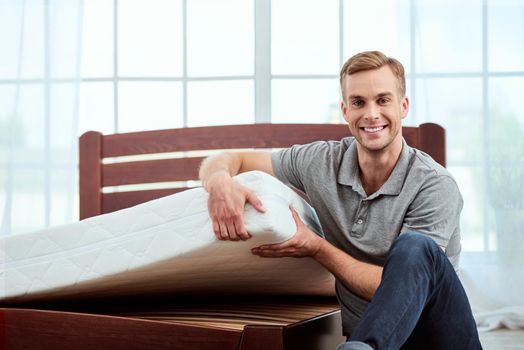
top-left (378, 98), bottom-right (390, 104)
top-left (352, 100), bottom-right (364, 107)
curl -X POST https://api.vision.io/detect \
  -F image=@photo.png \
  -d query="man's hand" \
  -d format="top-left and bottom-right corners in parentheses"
top-left (251, 206), bottom-right (323, 258)
top-left (252, 206), bottom-right (382, 301)
top-left (206, 171), bottom-right (266, 241)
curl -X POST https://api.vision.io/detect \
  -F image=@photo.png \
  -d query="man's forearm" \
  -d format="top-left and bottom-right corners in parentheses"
top-left (199, 151), bottom-right (274, 189)
top-left (314, 239), bottom-right (382, 301)
top-left (199, 152), bottom-right (242, 188)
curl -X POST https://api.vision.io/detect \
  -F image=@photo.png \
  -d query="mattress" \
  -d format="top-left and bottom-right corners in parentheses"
top-left (0, 171), bottom-right (335, 303)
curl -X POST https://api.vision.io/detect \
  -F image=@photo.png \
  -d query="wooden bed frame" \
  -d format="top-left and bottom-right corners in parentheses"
top-left (1, 123), bottom-right (445, 350)
top-left (79, 123), bottom-right (445, 218)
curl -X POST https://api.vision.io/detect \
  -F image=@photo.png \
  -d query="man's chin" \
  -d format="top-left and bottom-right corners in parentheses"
top-left (358, 138), bottom-right (392, 153)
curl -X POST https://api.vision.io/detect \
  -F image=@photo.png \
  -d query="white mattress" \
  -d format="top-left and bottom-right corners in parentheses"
top-left (0, 171), bottom-right (335, 303)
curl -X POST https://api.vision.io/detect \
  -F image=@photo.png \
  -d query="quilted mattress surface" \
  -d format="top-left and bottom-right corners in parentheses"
top-left (0, 171), bottom-right (335, 302)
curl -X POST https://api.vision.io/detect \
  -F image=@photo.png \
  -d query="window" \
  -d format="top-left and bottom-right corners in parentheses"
top-left (1, 0), bottom-right (523, 255)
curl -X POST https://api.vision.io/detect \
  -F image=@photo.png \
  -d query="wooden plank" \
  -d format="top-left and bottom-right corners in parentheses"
top-left (284, 310), bottom-right (344, 350)
top-left (1, 308), bottom-right (242, 350)
top-left (402, 127), bottom-right (419, 150)
top-left (102, 189), bottom-right (189, 214)
top-left (101, 124), bottom-right (427, 158)
top-left (103, 157), bottom-right (204, 186)
top-left (79, 131), bottom-right (103, 219)
top-left (102, 124), bottom-right (350, 157)
top-left (110, 298), bottom-right (341, 331)
top-left (419, 123), bottom-right (446, 167)
top-left (239, 325), bottom-right (283, 350)
top-left (0, 308), bottom-right (5, 348)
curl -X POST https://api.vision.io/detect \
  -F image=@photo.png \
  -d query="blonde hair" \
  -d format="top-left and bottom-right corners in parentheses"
top-left (339, 51), bottom-right (406, 97)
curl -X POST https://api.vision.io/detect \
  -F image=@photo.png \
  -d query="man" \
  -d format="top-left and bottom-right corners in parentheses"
top-left (199, 51), bottom-right (482, 349)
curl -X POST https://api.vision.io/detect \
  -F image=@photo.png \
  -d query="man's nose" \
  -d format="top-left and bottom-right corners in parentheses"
top-left (363, 103), bottom-right (380, 120)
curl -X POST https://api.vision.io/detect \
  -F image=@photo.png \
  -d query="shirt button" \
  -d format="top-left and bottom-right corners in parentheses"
top-left (357, 219), bottom-right (363, 225)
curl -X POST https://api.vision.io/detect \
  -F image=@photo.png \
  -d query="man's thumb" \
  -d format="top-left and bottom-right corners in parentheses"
top-left (246, 190), bottom-right (266, 212)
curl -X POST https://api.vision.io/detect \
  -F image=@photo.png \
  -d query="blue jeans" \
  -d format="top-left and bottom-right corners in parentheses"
top-left (337, 232), bottom-right (482, 350)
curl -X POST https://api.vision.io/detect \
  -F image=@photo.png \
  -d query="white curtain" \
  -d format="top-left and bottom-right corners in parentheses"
top-left (0, 0), bottom-right (522, 334)
top-left (408, 1), bottom-right (524, 332)
top-left (460, 112), bottom-right (524, 330)
top-left (0, 0), bottom-right (83, 236)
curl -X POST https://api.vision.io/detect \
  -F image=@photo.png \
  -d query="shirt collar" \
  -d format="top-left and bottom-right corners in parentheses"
top-left (337, 140), bottom-right (365, 196)
top-left (337, 138), bottom-right (412, 198)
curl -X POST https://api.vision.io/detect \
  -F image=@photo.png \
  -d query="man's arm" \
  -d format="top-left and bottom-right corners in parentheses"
top-left (199, 151), bottom-right (274, 241)
top-left (201, 152), bottom-right (382, 300)
top-left (252, 206), bottom-right (383, 301)
top-left (315, 238), bottom-right (383, 301)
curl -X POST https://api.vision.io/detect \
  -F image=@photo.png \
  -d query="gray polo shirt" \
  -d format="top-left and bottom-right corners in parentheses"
top-left (271, 136), bottom-right (463, 336)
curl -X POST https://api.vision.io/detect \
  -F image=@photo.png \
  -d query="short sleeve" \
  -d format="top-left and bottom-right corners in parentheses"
top-left (271, 141), bottom-right (334, 193)
top-left (401, 175), bottom-right (463, 248)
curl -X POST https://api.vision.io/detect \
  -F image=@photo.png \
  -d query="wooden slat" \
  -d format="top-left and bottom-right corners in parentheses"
top-left (240, 326), bottom-right (283, 350)
top-left (101, 124), bottom-right (350, 157)
top-left (402, 127), bottom-right (419, 151)
top-left (419, 123), bottom-right (446, 167)
top-left (100, 124), bottom-right (431, 158)
top-left (102, 188), bottom-right (190, 214)
top-left (103, 157), bottom-right (204, 186)
top-left (113, 300), bottom-right (340, 328)
top-left (79, 131), bottom-right (103, 220)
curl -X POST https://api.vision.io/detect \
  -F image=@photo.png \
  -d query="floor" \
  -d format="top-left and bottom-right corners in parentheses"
top-left (479, 329), bottom-right (524, 349)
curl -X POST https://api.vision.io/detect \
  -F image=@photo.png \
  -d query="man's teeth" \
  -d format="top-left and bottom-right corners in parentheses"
top-left (363, 126), bottom-right (385, 132)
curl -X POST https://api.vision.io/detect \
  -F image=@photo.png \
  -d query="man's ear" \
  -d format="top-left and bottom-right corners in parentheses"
top-left (401, 96), bottom-right (409, 119)
top-left (341, 100), bottom-right (349, 123)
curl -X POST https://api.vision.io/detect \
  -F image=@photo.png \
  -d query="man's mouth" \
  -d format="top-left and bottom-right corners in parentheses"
top-left (361, 125), bottom-right (387, 133)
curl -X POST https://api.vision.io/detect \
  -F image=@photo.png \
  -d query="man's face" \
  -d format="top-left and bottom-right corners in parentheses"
top-left (340, 65), bottom-right (409, 154)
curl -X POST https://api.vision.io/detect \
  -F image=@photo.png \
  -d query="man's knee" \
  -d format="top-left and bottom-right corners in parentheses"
top-left (336, 341), bottom-right (373, 350)
top-left (393, 231), bottom-right (439, 253)
top-left (388, 232), bottom-right (441, 267)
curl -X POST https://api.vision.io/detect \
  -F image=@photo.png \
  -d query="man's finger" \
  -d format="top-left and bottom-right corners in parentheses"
top-left (218, 222), bottom-right (230, 240)
top-left (289, 205), bottom-right (304, 227)
top-left (254, 239), bottom-right (294, 252)
top-left (252, 247), bottom-right (297, 257)
top-left (246, 190), bottom-right (266, 213)
top-left (234, 220), bottom-right (251, 241)
top-left (212, 220), bottom-right (221, 239)
top-left (226, 221), bottom-right (239, 241)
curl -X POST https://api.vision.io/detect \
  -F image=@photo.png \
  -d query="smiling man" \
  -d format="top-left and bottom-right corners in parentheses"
top-left (199, 51), bottom-right (482, 350)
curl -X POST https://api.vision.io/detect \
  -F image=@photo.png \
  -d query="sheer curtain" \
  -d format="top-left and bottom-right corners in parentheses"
top-left (0, 0), bottom-right (522, 333)
top-left (408, 0), bottom-right (524, 331)
top-left (0, 0), bottom-right (83, 236)
top-left (343, 0), bottom-right (524, 330)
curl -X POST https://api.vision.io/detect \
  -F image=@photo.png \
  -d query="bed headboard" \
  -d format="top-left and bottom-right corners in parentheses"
top-left (79, 123), bottom-right (445, 219)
